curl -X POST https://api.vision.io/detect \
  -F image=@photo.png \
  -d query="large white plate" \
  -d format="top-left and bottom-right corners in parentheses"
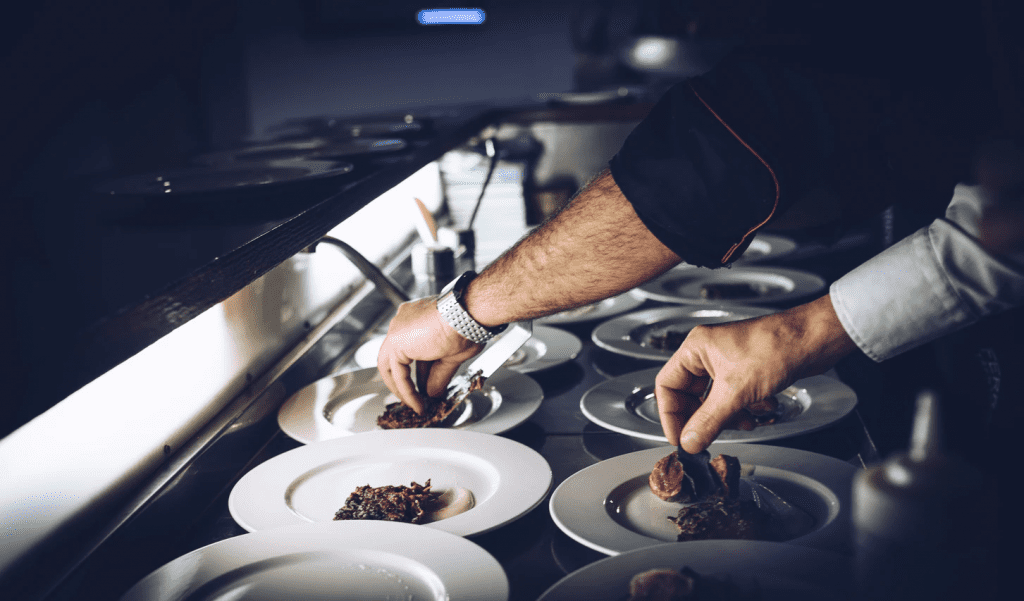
top-left (580, 370), bottom-right (857, 443)
top-left (229, 429), bottom-right (552, 538)
top-left (353, 325), bottom-right (581, 373)
top-left (539, 540), bottom-right (849, 601)
top-left (121, 520), bottom-right (508, 601)
top-left (536, 290), bottom-right (647, 325)
top-left (278, 367), bottom-right (543, 444)
top-left (549, 443), bottom-right (854, 556)
top-left (635, 265), bottom-right (826, 307)
top-left (733, 232), bottom-right (799, 264)
top-left (592, 306), bottom-right (778, 361)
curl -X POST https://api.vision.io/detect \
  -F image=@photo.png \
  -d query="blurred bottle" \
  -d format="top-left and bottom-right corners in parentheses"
top-left (410, 243), bottom-right (455, 297)
top-left (852, 390), bottom-right (977, 600)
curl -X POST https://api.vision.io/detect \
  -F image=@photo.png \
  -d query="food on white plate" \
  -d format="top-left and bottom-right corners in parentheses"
top-left (333, 479), bottom-right (475, 524)
top-left (377, 373), bottom-right (485, 429)
top-left (649, 453), bottom-right (771, 542)
top-left (334, 480), bottom-right (441, 524)
top-left (629, 566), bottom-right (757, 601)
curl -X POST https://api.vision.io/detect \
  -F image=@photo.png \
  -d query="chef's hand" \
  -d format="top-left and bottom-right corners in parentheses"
top-left (377, 297), bottom-right (483, 414)
top-left (656, 294), bottom-right (858, 453)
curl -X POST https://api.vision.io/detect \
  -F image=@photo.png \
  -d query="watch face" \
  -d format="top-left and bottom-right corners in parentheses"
top-left (449, 270), bottom-right (476, 298)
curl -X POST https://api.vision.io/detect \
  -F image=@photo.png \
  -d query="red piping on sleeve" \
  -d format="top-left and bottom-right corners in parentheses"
top-left (687, 82), bottom-right (781, 264)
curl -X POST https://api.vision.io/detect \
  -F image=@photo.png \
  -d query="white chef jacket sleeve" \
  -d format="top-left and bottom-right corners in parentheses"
top-left (830, 184), bottom-right (1024, 362)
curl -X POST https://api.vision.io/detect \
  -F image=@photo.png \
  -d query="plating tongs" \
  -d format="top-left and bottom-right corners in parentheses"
top-left (675, 446), bottom-right (716, 503)
top-left (445, 320), bottom-right (533, 401)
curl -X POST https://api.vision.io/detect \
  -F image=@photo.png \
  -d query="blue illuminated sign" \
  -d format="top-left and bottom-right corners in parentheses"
top-left (417, 8), bottom-right (486, 25)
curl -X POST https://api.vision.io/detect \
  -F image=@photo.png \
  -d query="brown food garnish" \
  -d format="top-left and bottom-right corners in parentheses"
top-left (650, 452), bottom-right (772, 542)
top-left (670, 498), bottom-right (769, 542)
top-left (377, 373), bottom-right (485, 429)
top-left (708, 454), bottom-right (740, 500)
top-left (333, 479), bottom-right (441, 524)
top-left (649, 452), bottom-right (694, 502)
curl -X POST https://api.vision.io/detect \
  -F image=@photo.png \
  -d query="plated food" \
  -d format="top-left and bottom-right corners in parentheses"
top-left (591, 306), bottom-right (777, 361)
top-left (628, 566), bottom-right (759, 601)
top-left (538, 540), bottom-right (851, 601)
top-left (635, 265), bottom-right (826, 307)
top-left (548, 443), bottom-right (854, 555)
top-left (580, 370), bottom-right (857, 443)
top-left (377, 373), bottom-right (484, 429)
top-left (120, 521), bottom-right (509, 601)
top-left (277, 367), bottom-right (543, 443)
top-left (649, 452), bottom-right (771, 543)
top-left (229, 429), bottom-right (552, 537)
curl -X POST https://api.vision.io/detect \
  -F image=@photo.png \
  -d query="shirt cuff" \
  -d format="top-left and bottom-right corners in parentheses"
top-left (831, 185), bottom-right (1024, 362)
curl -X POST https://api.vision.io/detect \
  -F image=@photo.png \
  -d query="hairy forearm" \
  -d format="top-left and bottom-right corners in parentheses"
top-left (463, 168), bottom-right (682, 327)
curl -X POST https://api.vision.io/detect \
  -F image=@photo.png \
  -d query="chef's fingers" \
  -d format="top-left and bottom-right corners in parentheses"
top-left (654, 387), bottom-right (703, 446)
top-left (414, 359), bottom-right (433, 397)
top-left (380, 351), bottom-right (425, 415)
top-left (677, 381), bottom-right (744, 453)
top-left (655, 357), bottom-right (713, 397)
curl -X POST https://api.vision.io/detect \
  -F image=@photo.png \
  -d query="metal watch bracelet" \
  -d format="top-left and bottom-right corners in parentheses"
top-left (436, 287), bottom-right (498, 344)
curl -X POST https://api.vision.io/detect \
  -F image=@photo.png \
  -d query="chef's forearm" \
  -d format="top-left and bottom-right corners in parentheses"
top-left (463, 168), bottom-right (681, 327)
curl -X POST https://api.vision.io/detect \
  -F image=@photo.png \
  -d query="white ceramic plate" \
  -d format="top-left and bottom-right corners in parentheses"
top-left (733, 233), bottom-right (799, 264)
top-left (538, 540), bottom-right (849, 601)
top-left (549, 443), bottom-right (854, 556)
top-left (229, 429), bottom-right (552, 537)
top-left (120, 520), bottom-right (508, 601)
top-left (353, 326), bottom-right (581, 373)
top-left (536, 290), bottom-right (647, 325)
top-left (580, 370), bottom-right (857, 443)
top-left (278, 367), bottom-right (543, 444)
top-left (591, 306), bottom-right (778, 361)
top-left (635, 266), bottom-right (826, 307)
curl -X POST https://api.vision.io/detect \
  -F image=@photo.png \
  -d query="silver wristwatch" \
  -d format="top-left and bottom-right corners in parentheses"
top-left (436, 271), bottom-right (506, 344)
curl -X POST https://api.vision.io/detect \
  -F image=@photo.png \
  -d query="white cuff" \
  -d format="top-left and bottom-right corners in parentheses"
top-left (831, 185), bottom-right (1024, 362)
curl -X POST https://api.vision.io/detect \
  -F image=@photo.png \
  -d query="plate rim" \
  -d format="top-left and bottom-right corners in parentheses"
top-left (591, 305), bottom-right (778, 361)
top-left (228, 428), bottom-right (553, 537)
top-left (277, 366), bottom-right (544, 443)
top-left (635, 265), bottom-right (826, 307)
top-left (733, 232), bottom-right (799, 264)
top-left (120, 520), bottom-right (509, 601)
top-left (510, 325), bottom-right (583, 373)
top-left (580, 369), bottom-right (858, 443)
top-left (548, 442), bottom-right (855, 557)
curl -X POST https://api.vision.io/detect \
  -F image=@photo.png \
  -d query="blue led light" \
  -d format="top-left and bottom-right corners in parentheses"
top-left (417, 8), bottom-right (486, 25)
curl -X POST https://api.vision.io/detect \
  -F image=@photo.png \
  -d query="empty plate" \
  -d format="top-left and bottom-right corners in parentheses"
top-left (591, 306), bottom-right (778, 361)
top-left (635, 266), bottom-right (826, 307)
top-left (120, 520), bottom-right (508, 601)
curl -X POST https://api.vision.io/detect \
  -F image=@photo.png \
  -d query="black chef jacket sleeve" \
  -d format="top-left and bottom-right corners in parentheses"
top-left (608, 78), bottom-right (781, 268)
